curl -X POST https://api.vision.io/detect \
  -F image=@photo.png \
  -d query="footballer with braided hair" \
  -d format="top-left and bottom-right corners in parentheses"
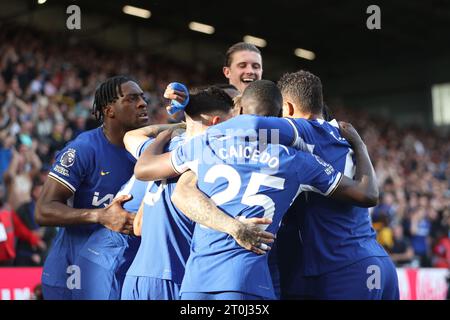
top-left (36, 75), bottom-right (150, 299)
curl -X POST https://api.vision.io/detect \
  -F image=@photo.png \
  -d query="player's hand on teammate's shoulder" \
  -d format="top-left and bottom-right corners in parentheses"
top-left (171, 122), bottom-right (186, 136)
top-left (156, 128), bottom-right (181, 142)
top-left (338, 121), bottom-right (364, 146)
top-left (232, 216), bottom-right (275, 255)
top-left (173, 121), bottom-right (186, 129)
top-left (97, 194), bottom-right (135, 235)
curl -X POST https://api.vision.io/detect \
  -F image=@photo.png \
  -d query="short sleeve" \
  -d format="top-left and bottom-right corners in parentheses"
top-left (170, 136), bottom-right (200, 174)
top-left (284, 118), bottom-right (311, 152)
top-left (135, 137), bottom-right (155, 158)
top-left (48, 140), bottom-right (92, 193)
top-left (294, 151), bottom-right (342, 196)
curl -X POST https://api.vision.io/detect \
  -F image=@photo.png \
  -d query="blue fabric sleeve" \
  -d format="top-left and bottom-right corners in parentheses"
top-left (294, 151), bottom-right (342, 196)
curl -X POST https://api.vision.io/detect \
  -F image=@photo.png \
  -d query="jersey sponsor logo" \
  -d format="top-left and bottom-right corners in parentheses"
top-left (53, 165), bottom-right (70, 177)
top-left (60, 148), bottom-right (76, 168)
top-left (92, 192), bottom-right (114, 207)
top-left (100, 170), bottom-right (110, 176)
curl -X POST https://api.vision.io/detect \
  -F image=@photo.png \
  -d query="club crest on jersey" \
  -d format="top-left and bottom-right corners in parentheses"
top-left (313, 154), bottom-right (335, 175)
top-left (60, 148), bottom-right (76, 168)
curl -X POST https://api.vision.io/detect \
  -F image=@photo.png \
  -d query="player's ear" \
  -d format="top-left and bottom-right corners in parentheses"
top-left (104, 105), bottom-right (114, 118)
top-left (287, 102), bottom-right (295, 116)
top-left (211, 116), bottom-right (221, 125)
top-left (223, 66), bottom-right (231, 79)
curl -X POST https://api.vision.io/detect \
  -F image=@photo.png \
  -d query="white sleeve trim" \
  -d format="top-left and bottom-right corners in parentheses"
top-left (299, 172), bottom-right (342, 197)
top-left (134, 141), bottom-right (146, 159)
top-left (324, 172), bottom-right (342, 196)
top-left (48, 172), bottom-right (76, 193)
top-left (285, 118), bottom-right (299, 147)
top-left (170, 150), bottom-right (188, 174)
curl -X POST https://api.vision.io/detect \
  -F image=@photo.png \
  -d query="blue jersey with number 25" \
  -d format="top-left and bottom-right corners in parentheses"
top-left (170, 129), bottom-right (342, 299)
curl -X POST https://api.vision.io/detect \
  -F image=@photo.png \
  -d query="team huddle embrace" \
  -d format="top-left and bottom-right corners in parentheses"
top-left (35, 43), bottom-right (399, 300)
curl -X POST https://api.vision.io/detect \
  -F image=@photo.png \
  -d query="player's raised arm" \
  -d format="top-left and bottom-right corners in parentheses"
top-left (213, 115), bottom-right (298, 147)
top-left (35, 178), bottom-right (135, 235)
top-left (134, 129), bottom-right (180, 181)
top-left (252, 116), bottom-right (298, 146)
top-left (123, 123), bottom-right (185, 158)
top-left (329, 122), bottom-right (379, 207)
top-left (171, 171), bottom-right (275, 255)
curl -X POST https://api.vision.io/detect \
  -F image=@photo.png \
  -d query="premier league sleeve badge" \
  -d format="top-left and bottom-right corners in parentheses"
top-left (60, 148), bottom-right (76, 168)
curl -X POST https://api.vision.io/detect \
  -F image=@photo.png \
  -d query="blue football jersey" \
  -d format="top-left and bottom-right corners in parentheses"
top-left (76, 138), bottom-right (157, 279)
top-left (42, 127), bottom-right (136, 287)
top-left (223, 116), bottom-right (388, 277)
top-left (126, 134), bottom-right (196, 285)
top-left (211, 114), bottom-right (295, 146)
top-left (285, 118), bottom-right (388, 277)
top-left (116, 137), bottom-right (156, 213)
top-left (170, 130), bottom-right (341, 299)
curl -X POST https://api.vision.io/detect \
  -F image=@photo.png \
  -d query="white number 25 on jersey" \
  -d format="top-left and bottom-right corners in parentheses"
top-left (202, 164), bottom-right (285, 231)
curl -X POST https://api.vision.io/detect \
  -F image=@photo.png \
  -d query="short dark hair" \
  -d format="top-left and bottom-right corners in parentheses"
top-left (213, 83), bottom-right (240, 99)
top-left (240, 80), bottom-right (282, 117)
top-left (224, 42), bottom-right (261, 67)
top-left (277, 70), bottom-right (324, 115)
top-left (92, 75), bottom-right (131, 122)
top-left (185, 86), bottom-right (233, 118)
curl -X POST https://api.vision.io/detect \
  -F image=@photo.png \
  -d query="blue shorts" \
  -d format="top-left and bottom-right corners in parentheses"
top-left (42, 284), bottom-right (72, 300)
top-left (290, 256), bottom-right (399, 300)
top-left (70, 229), bottom-right (140, 300)
top-left (121, 276), bottom-right (181, 300)
top-left (70, 255), bottom-right (126, 300)
top-left (181, 292), bottom-right (266, 300)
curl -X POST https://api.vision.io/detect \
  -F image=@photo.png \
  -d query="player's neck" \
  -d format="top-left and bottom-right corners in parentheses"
top-left (186, 119), bottom-right (208, 138)
top-left (292, 110), bottom-right (323, 120)
top-left (102, 124), bottom-right (125, 148)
